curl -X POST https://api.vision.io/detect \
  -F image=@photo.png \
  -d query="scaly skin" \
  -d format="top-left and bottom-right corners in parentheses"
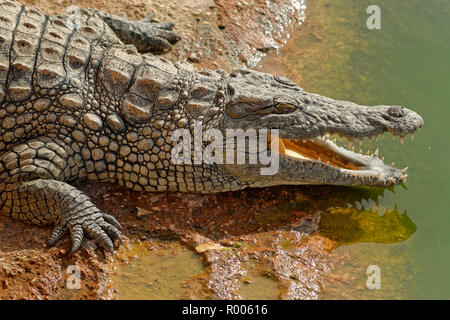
top-left (0, 1), bottom-right (423, 253)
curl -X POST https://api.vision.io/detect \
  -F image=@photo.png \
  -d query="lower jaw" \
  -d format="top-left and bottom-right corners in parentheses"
top-left (268, 136), bottom-right (408, 186)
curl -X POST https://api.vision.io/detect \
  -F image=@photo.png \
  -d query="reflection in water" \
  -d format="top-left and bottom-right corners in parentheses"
top-left (320, 206), bottom-right (416, 245)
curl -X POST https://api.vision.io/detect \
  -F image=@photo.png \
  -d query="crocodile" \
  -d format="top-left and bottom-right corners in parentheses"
top-left (0, 0), bottom-right (423, 253)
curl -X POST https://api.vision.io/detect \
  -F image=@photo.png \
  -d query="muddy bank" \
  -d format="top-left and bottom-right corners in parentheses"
top-left (1, 0), bottom-right (310, 299)
top-left (1, 174), bottom-right (415, 299)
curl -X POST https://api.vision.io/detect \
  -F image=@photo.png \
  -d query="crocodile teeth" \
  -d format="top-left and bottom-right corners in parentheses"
top-left (411, 133), bottom-right (415, 140)
top-left (374, 148), bottom-right (379, 157)
top-left (402, 167), bottom-right (409, 173)
top-left (400, 136), bottom-right (404, 144)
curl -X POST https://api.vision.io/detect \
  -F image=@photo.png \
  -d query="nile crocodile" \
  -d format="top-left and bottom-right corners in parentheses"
top-left (0, 1), bottom-right (423, 253)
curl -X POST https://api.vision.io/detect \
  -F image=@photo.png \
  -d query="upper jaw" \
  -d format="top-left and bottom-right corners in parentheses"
top-left (273, 101), bottom-right (424, 141)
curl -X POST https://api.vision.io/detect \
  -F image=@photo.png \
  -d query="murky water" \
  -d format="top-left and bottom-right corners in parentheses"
top-left (260, 0), bottom-right (450, 299)
top-left (111, 241), bottom-right (205, 300)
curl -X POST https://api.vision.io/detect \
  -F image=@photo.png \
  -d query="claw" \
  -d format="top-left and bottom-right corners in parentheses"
top-left (100, 222), bottom-right (123, 244)
top-left (102, 213), bottom-right (122, 230)
top-left (70, 225), bottom-right (84, 253)
top-left (48, 225), bottom-right (68, 246)
top-left (84, 223), bottom-right (114, 254)
top-left (141, 13), bottom-right (154, 23)
top-left (49, 211), bottom-right (121, 254)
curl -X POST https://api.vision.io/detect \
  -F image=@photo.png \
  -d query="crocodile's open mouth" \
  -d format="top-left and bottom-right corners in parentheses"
top-left (277, 137), bottom-right (362, 170)
top-left (268, 132), bottom-right (412, 186)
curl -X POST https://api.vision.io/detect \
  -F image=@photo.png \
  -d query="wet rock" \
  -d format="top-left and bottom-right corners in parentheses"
top-left (187, 53), bottom-right (201, 63)
top-left (195, 242), bottom-right (224, 253)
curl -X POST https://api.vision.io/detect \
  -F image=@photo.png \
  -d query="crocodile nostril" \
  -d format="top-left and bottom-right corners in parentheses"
top-left (388, 106), bottom-right (405, 117)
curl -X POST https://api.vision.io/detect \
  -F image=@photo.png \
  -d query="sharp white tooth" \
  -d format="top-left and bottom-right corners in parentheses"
top-left (400, 136), bottom-right (404, 144)
top-left (278, 137), bottom-right (287, 154)
top-left (375, 172), bottom-right (381, 178)
top-left (381, 156), bottom-right (385, 161)
top-left (359, 149), bottom-right (363, 154)
top-left (402, 167), bottom-right (409, 173)
top-left (351, 146), bottom-right (355, 151)
top-left (411, 133), bottom-right (414, 140)
top-left (366, 151), bottom-right (370, 155)
top-left (391, 162), bottom-right (395, 167)
top-left (325, 133), bottom-right (330, 138)
top-left (358, 139), bottom-right (362, 146)
top-left (374, 148), bottom-right (379, 157)
top-left (333, 138), bottom-right (337, 143)
top-left (393, 135), bottom-right (396, 141)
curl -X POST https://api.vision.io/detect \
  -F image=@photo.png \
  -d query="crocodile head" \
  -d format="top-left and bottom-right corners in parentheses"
top-left (216, 69), bottom-right (423, 188)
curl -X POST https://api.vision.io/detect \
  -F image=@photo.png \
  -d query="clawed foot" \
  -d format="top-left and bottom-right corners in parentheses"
top-left (101, 12), bottom-right (181, 54)
top-left (48, 209), bottom-right (122, 254)
top-left (136, 16), bottom-right (181, 53)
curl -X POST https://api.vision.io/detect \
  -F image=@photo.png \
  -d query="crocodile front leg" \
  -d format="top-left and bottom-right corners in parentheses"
top-left (83, 8), bottom-right (181, 54)
top-left (0, 137), bottom-right (121, 253)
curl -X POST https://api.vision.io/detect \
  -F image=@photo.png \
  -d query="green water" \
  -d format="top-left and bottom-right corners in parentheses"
top-left (260, 0), bottom-right (450, 299)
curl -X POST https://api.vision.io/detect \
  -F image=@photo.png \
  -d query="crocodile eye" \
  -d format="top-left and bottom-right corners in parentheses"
top-left (274, 103), bottom-right (297, 114)
top-left (388, 106), bottom-right (405, 117)
top-left (225, 103), bottom-right (247, 119)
